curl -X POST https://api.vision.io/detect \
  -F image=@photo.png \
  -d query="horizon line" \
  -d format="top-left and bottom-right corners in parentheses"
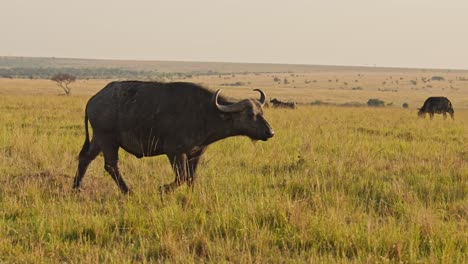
top-left (1, 55), bottom-right (468, 72)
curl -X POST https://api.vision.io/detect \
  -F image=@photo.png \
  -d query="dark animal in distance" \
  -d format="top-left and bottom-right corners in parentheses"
top-left (270, 98), bottom-right (297, 109)
top-left (73, 81), bottom-right (274, 194)
top-left (418, 96), bottom-right (454, 119)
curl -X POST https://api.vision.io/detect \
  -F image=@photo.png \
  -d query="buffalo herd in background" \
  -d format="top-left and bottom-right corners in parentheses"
top-left (268, 96), bottom-right (455, 120)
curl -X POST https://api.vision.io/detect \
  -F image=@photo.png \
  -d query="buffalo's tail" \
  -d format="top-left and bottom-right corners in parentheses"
top-left (79, 109), bottom-right (90, 156)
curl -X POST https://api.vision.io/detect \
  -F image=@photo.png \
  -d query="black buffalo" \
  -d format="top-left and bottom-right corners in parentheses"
top-left (418, 97), bottom-right (454, 119)
top-left (270, 98), bottom-right (297, 109)
top-left (73, 81), bottom-right (274, 194)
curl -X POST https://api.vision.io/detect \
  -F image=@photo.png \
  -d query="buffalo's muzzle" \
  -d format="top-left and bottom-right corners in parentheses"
top-left (264, 129), bottom-right (274, 140)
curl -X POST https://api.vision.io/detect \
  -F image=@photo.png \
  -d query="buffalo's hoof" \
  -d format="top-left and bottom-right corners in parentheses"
top-left (159, 184), bottom-right (174, 196)
top-left (123, 189), bottom-right (133, 196)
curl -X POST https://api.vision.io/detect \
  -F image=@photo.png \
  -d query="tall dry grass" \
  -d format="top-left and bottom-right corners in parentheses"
top-left (0, 94), bottom-right (466, 262)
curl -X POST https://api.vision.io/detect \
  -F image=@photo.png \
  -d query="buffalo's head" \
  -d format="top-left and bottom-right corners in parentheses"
top-left (213, 89), bottom-right (274, 141)
top-left (417, 108), bottom-right (425, 118)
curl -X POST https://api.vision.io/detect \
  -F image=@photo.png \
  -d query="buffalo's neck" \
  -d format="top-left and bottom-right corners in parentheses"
top-left (203, 117), bottom-right (241, 145)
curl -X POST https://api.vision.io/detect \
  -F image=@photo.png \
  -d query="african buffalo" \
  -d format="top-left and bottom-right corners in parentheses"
top-left (270, 98), bottom-right (297, 109)
top-left (73, 81), bottom-right (274, 194)
top-left (418, 96), bottom-right (454, 119)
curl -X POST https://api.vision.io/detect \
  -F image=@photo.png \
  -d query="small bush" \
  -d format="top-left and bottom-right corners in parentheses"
top-left (431, 76), bottom-right (445, 81)
top-left (341, 102), bottom-right (365, 107)
top-left (402, 103), bottom-right (409, 108)
top-left (220, 81), bottom-right (245, 87)
top-left (367, 98), bottom-right (385, 107)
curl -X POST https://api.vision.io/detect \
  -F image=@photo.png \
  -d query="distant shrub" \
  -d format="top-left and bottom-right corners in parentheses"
top-left (431, 76), bottom-right (445, 81)
top-left (310, 100), bottom-right (323, 105)
top-left (378, 88), bottom-right (398, 92)
top-left (367, 98), bottom-right (385, 107)
top-left (341, 102), bottom-right (365, 107)
top-left (220, 81), bottom-right (245, 87)
top-left (402, 102), bottom-right (409, 108)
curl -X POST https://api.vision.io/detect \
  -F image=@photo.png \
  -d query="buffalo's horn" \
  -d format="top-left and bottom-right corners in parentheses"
top-left (253, 89), bottom-right (266, 106)
top-left (213, 89), bottom-right (244, 113)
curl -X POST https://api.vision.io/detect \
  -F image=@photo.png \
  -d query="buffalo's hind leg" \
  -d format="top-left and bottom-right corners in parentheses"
top-left (99, 136), bottom-right (130, 194)
top-left (73, 138), bottom-right (101, 190)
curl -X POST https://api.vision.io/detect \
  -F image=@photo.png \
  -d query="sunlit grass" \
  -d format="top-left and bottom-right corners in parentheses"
top-left (0, 94), bottom-right (466, 262)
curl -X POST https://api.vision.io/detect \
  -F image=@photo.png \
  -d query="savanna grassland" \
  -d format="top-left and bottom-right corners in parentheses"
top-left (0, 67), bottom-right (467, 263)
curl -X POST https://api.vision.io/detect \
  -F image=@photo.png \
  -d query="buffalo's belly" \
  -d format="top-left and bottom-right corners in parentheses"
top-left (119, 132), bottom-right (165, 158)
top-left (425, 105), bottom-right (449, 113)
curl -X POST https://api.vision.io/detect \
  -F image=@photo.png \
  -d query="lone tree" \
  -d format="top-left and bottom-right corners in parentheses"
top-left (51, 73), bottom-right (76, 95)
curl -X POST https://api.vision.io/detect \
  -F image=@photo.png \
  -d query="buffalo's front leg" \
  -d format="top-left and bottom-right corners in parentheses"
top-left (186, 147), bottom-right (207, 188)
top-left (162, 153), bottom-right (189, 193)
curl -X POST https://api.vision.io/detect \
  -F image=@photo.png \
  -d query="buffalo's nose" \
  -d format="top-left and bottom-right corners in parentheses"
top-left (266, 130), bottom-right (275, 138)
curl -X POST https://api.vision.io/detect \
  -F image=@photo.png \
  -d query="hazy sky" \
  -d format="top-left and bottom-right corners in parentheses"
top-left (2, 0), bottom-right (468, 69)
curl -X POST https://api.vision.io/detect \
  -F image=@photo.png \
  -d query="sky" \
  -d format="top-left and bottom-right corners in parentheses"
top-left (2, 0), bottom-right (468, 69)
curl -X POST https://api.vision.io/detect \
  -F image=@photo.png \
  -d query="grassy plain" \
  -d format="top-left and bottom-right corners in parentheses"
top-left (1, 67), bottom-right (468, 108)
top-left (0, 73), bottom-right (467, 262)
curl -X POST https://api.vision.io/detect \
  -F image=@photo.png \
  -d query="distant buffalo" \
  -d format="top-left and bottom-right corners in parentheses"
top-left (73, 81), bottom-right (274, 194)
top-left (418, 96), bottom-right (454, 119)
top-left (270, 98), bottom-right (297, 109)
